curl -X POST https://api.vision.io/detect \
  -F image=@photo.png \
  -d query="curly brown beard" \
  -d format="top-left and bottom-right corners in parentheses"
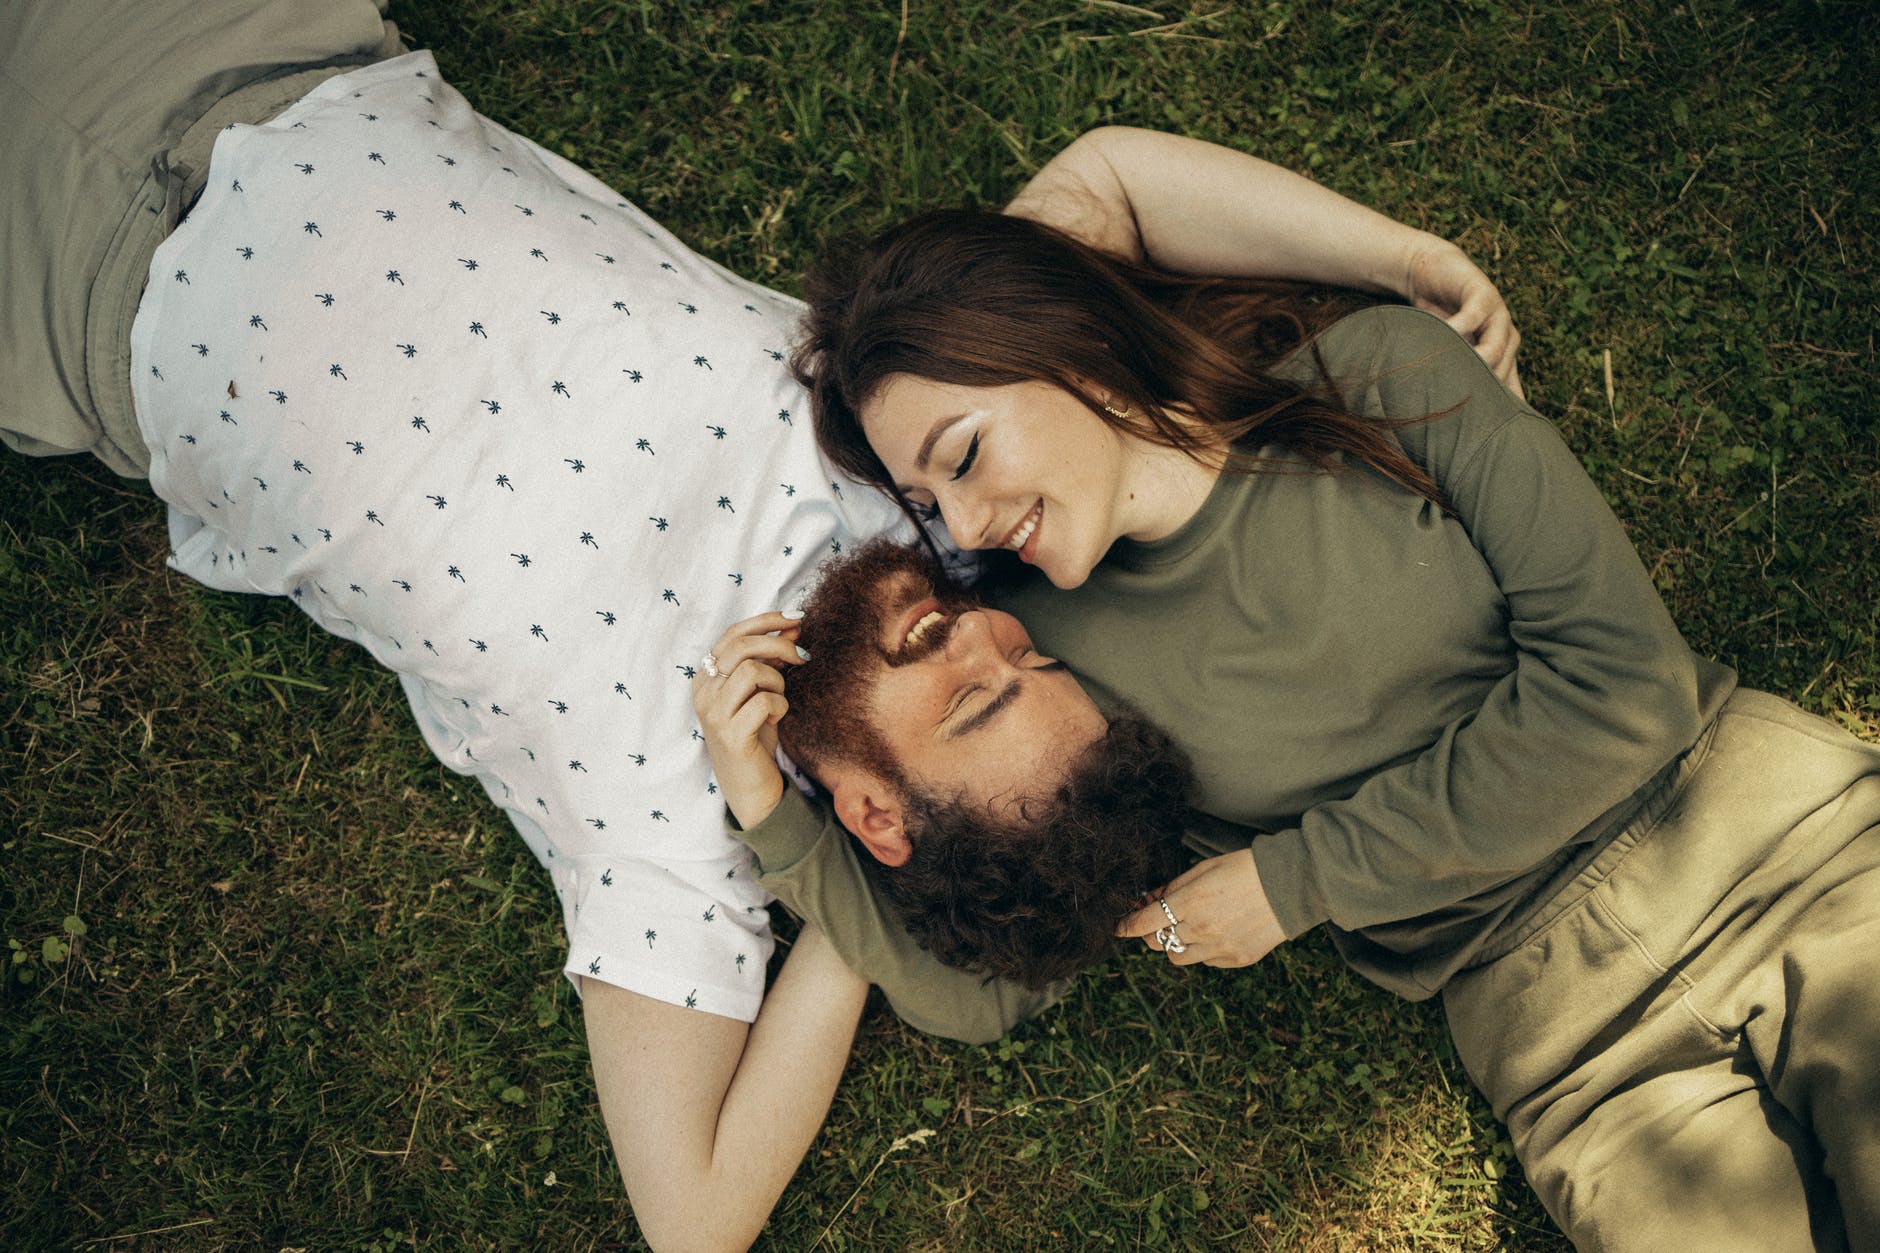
top-left (878, 711), bottom-right (1197, 988)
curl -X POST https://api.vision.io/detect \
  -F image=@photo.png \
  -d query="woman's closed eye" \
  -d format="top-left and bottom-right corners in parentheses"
top-left (949, 432), bottom-right (980, 481)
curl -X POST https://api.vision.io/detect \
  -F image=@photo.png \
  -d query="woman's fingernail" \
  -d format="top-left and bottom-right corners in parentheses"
top-left (781, 604), bottom-right (806, 619)
top-left (795, 645), bottom-right (811, 661)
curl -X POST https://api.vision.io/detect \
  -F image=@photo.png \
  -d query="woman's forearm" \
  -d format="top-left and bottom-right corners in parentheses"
top-left (1008, 125), bottom-right (1434, 289)
top-left (1009, 125), bottom-right (1523, 393)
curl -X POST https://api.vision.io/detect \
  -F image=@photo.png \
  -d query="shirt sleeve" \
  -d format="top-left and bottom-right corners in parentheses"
top-left (1251, 307), bottom-right (1709, 936)
top-left (732, 788), bottom-right (1066, 1042)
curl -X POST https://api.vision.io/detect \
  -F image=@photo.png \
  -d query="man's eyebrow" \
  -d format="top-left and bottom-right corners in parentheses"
top-left (946, 678), bottom-right (1021, 739)
top-left (913, 412), bottom-right (970, 474)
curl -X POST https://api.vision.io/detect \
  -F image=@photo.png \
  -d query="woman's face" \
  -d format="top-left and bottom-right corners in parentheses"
top-left (859, 375), bottom-right (1133, 590)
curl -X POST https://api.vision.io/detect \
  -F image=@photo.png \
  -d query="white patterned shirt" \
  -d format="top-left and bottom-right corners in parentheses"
top-left (130, 51), bottom-right (910, 1020)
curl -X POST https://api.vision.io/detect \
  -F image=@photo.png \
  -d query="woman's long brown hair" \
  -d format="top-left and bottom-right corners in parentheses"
top-left (791, 208), bottom-right (1451, 530)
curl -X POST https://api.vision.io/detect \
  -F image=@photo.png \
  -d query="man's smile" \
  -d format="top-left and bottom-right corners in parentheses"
top-left (905, 608), bottom-right (946, 647)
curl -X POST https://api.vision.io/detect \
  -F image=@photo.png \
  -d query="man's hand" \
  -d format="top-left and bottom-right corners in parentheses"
top-left (692, 610), bottom-right (807, 830)
top-left (1405, 239), bottom-right (1525, 399)
top-left (1116, 848), bottom-right (1286, 968)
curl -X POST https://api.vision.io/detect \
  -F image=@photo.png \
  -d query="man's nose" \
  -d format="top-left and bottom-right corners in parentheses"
top-left (943, 609), bottom-right (999, 662)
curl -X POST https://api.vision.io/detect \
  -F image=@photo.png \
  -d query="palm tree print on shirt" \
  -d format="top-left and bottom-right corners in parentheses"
top-left (152, 60), bottom-right (833, 1019)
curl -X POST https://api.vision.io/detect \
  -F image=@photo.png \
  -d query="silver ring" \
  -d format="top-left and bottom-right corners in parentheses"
top-left (701, 651), bottom-right (720, 678)
top-left (1157, 897), bottom-right (1179, 929)
top-left (1153, 924), bottom-right (1187, 955)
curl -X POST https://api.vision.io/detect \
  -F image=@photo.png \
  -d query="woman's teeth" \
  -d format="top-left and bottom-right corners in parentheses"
top-left (905, 609), bottom-right (945, 647)
top-left (1004, 502), bottom-right (1042, 551)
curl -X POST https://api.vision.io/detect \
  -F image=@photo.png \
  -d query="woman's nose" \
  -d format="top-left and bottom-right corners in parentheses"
top-left (940, 490), bottom-right (999, 553)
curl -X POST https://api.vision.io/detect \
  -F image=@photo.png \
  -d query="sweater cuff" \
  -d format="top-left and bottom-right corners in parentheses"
top-left (726, 786), bottom-right (834, 875)
top-left (1250, 829), bottom-right (1327, 940)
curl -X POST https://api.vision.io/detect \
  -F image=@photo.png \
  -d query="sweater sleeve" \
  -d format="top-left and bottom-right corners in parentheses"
top-left (733, 788), bottom-right (1066, 1042)
top-left (1251, 307), bottom-right (1707, 936)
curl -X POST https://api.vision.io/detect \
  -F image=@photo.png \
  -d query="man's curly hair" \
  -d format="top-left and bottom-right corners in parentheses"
top-left (871, 713), bottom-right (1196, 989)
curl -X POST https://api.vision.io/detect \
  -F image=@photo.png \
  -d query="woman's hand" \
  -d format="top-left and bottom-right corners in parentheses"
top-left (692, 610), bottom-right (808, 830)
top-left (1404, 239), bottom-right (1525, 400)
top-left (1116, 848), bottom-right (1287, 968)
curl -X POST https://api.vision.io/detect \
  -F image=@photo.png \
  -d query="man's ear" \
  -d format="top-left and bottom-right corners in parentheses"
top-left (825, 767), bottom-right (912, 867)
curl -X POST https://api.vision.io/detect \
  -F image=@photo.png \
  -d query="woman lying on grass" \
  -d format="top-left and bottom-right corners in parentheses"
top-left (2, 2), bottom-right (1524, 1247)
top-left (740, 208), bottom-right (1880, 1250)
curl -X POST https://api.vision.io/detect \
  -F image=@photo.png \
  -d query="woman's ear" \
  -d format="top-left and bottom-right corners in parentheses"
top-left (827, 770), bottom-right (912, 866)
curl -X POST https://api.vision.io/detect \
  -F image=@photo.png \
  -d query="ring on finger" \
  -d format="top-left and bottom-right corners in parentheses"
top-left (1153, 924), bottom-right (1187, 955)
top-left (701, 650), bottom-right (721, 678)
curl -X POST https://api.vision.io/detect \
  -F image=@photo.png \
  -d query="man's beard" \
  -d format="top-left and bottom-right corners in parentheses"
top-left (877, 711), bottom-right (1196, 988)
top-left (779, 537), bottom-right (978, 784)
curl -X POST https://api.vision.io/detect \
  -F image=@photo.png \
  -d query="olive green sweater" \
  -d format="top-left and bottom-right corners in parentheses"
top-left (739, 306), bottom-right (1734, 1034)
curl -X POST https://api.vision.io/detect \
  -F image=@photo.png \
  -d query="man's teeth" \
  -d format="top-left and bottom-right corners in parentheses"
top-left (1005, 502), bottom-right (1042, 551)
top-left (905, 609), bottom-right (945, 647)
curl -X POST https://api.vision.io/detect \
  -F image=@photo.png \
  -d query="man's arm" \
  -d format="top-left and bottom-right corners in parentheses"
top-left (585, 925), bottom-right (868, 1252)
top-left (1006, 126), bottom-right (1523, 396)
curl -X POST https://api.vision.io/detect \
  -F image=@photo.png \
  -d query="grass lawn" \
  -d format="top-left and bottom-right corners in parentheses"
top-left (4, 0), bottom-right (1875, 1248)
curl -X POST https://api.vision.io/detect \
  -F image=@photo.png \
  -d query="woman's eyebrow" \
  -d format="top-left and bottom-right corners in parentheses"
top-left (946, 678), bottom-right (1021, 739)
top-left (914, 412), bottom-right (972, 472)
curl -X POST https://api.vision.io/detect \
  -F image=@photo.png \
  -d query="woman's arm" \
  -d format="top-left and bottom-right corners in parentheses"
top-left (585, 926), bottom-right (868, 1253)
top-left (1251, 310), bottom-right (1708, 935)
top-left (1007, 126), bottom-right (1523, 397)
top-left (1130, 309), bottom-right (1714, 965)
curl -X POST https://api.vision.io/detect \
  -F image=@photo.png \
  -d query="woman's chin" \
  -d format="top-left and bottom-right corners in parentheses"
top-left (1040, 556), bottom-right (1090, 590)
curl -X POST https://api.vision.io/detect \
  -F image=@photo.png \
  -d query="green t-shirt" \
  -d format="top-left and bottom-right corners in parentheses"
top-left (738, 306), bottom-right (1734, 1032)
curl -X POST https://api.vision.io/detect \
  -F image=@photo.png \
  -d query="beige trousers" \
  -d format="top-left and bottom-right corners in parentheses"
top-left (1444, 689), bottom-right (1880, 1252)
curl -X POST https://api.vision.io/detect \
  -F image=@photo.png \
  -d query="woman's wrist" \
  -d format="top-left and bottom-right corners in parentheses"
top-left (1389, 229), bottom-right (1458, 302)
top-left (723, 765), bottom-right (786, 831)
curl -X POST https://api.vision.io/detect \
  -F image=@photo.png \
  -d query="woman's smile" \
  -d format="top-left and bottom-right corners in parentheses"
top-left (1000, 500), bottom-right (1043, 561)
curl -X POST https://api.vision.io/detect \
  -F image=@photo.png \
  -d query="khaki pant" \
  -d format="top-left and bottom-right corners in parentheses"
top-left (1444, 689), bottom-right (1880, 1251)
top-left (1, 0), bottom-right (402, 474)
